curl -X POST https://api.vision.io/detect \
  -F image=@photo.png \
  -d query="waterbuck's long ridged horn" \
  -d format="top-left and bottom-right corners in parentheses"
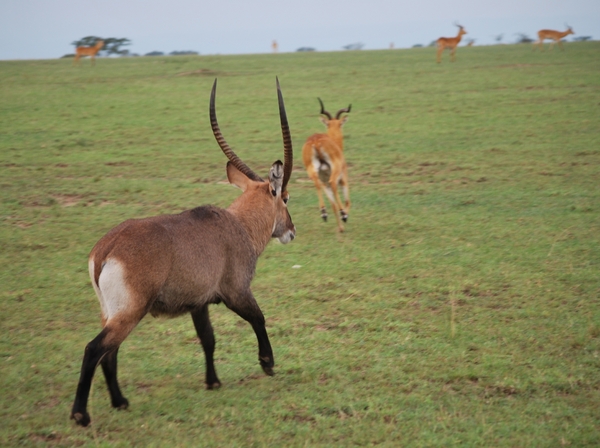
top-left (318, 98), bottom-right (333, 120)
top-left (210, 79), bottom-right (263, 182)
top-left (335, 104), bottom-right (352, 119)
top-left (276, 77), bottom-right (293, 191)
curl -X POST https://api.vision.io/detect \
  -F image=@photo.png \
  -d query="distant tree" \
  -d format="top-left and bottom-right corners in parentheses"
top-left (72, 36), bottom-right (103, 48)
top-left (493, 33), bottom-right (504, 44)
top-left (102, 38), bottom-right (132, 56)
top-left (412, 44), bottom-right (423, 48)
top-left (428, 40), bottom-right (437, 47)
top-left (296, 47), bottom-right (315, 52)
top-left (573, 36), bottom-right (592, 42)
top-left (342, 43), bottom-right (364, 50)
top-left (169, 51), bottom-right (199, 55)
top-left (515, 33), bottom-right (534, 44)
top-left (145, 51), bottom-right (165, 56)
top-left (465, 38), bottom-right (476, 46)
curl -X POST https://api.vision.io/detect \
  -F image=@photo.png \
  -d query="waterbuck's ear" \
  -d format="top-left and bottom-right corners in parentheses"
top-left (226, 162), bottom-right (252, 191)
top-left (269, 160), bottom-right (284, 197)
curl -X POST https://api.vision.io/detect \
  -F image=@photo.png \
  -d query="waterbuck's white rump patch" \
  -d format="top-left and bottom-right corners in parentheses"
top-left (92, 258), bottom-right (132, 321)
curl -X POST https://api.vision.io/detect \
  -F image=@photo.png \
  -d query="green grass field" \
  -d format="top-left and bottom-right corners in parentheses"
top-left (1, 42), bottom-right (599, 446)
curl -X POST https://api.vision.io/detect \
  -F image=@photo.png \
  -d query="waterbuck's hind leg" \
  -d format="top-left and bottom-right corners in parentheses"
top-left (71, 328), bottom-right (113, 427)
top-left (71, 309), bottom-right (145, 426)
top-left (223, 293), bottom-right (275, 376)
top-left (100, 347), bottom-right (129, 409)
top-left (191, 306), bottom-right (221, 389)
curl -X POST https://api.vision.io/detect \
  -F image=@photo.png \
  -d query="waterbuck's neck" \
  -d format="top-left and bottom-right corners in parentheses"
top-left (227, 189), bottom-right (274, 256)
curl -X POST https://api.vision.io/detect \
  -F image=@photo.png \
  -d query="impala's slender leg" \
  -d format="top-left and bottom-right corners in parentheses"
top-left (100, 347), bottom-right (129, 410)
top-left (191, 306), bottom-right (221, 389)
top-left (223, 292), bottom-right (274, 376)
top-left (436, 45), bottom-right (443, 63)
top-left (328, 166), bottom-right (348, 225)
top-left (308, 171), bottom-right (328, 221)
top-left (339, 172), bottom-right (351, 220)
top-left (322, 184), bottom-right (344, 232)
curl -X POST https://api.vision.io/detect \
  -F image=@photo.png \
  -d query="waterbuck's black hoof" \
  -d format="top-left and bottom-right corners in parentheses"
top-left (206, 381), bottom-right (222, 390)
top-left (71, 411), bottom-right (91, 427)
top-left (112, 397), bottom-right (129, 410)
top-left (262, 365), bottom-right (276, 376)
top-left (259, 355), bottom-right (275, 376)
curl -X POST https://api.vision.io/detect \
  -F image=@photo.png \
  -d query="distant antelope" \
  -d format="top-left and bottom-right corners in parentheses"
top-left (534, 25), bottom-right (574, 51)
top-left (302, 98), bottom-right (351, 232)
top-left (70, 78), bottom-right (295, 427)
top-left (73, 40), bottom-right (104, 66)
top-left (436, 23), bottom-right (467, 63)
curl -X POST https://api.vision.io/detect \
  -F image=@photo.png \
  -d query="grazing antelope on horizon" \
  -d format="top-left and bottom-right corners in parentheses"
top-left (436, 23), bottom-right (467, 63)
top-left (70, 78), bottom-right (295, 427)
top-left (73, 39), bottom-right (104, 66)
top-left (533, 25), bottom-right (574, 51)
top-left (302, 98), bottom-right (351, 232)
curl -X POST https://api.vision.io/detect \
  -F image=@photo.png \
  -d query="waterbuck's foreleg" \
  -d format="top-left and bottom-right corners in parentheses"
top-left (224, 293), bottom-right (275, 376)
top-left (100, 347), bottom-right (129, 410)
top-left (191, 306), bottom-right (221, 389)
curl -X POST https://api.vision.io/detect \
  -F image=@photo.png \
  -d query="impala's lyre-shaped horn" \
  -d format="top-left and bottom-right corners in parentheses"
top-left (318, 98), bottom-right (333, 120)
top-left (276, 77), bottom-right (293, 191)
top-left (210, 79), bottom-right (263, 182)
top-left (335, 104), bottom-right (352, 120)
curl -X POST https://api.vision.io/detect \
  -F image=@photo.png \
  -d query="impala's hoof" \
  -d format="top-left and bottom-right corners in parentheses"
top-left (206, 381), bottom-right (222, 390)
top-left (71, 411), bottom-right (91, 427)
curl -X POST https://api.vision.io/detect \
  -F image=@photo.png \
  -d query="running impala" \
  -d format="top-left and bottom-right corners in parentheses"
top-left (302, 98), bottom-right (351, 232)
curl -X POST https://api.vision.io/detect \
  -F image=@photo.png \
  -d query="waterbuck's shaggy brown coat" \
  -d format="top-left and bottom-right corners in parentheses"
top-left (71, 78), bottom-right (295, 427)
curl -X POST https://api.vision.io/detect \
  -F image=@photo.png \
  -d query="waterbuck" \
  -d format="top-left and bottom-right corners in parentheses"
top-left (71, 78), bottom-right (295, 427)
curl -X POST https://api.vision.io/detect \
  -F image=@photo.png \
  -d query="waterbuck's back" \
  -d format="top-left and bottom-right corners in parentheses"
top-left (90, 205), bottom-right (257, 319)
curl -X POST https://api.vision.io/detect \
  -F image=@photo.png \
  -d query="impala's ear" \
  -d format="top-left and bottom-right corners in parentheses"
top-left (226, 162), bottom-right (252, 191)
top-left (340, 115), bottom-right (349, 126)
top-left (268, 160), bottom-right (284, 197)
top-left (319, 116), bottom-right (329, 126)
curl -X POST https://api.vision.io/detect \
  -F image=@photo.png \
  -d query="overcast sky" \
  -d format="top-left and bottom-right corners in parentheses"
top-left (1, 0), bottom-right (598, 59)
